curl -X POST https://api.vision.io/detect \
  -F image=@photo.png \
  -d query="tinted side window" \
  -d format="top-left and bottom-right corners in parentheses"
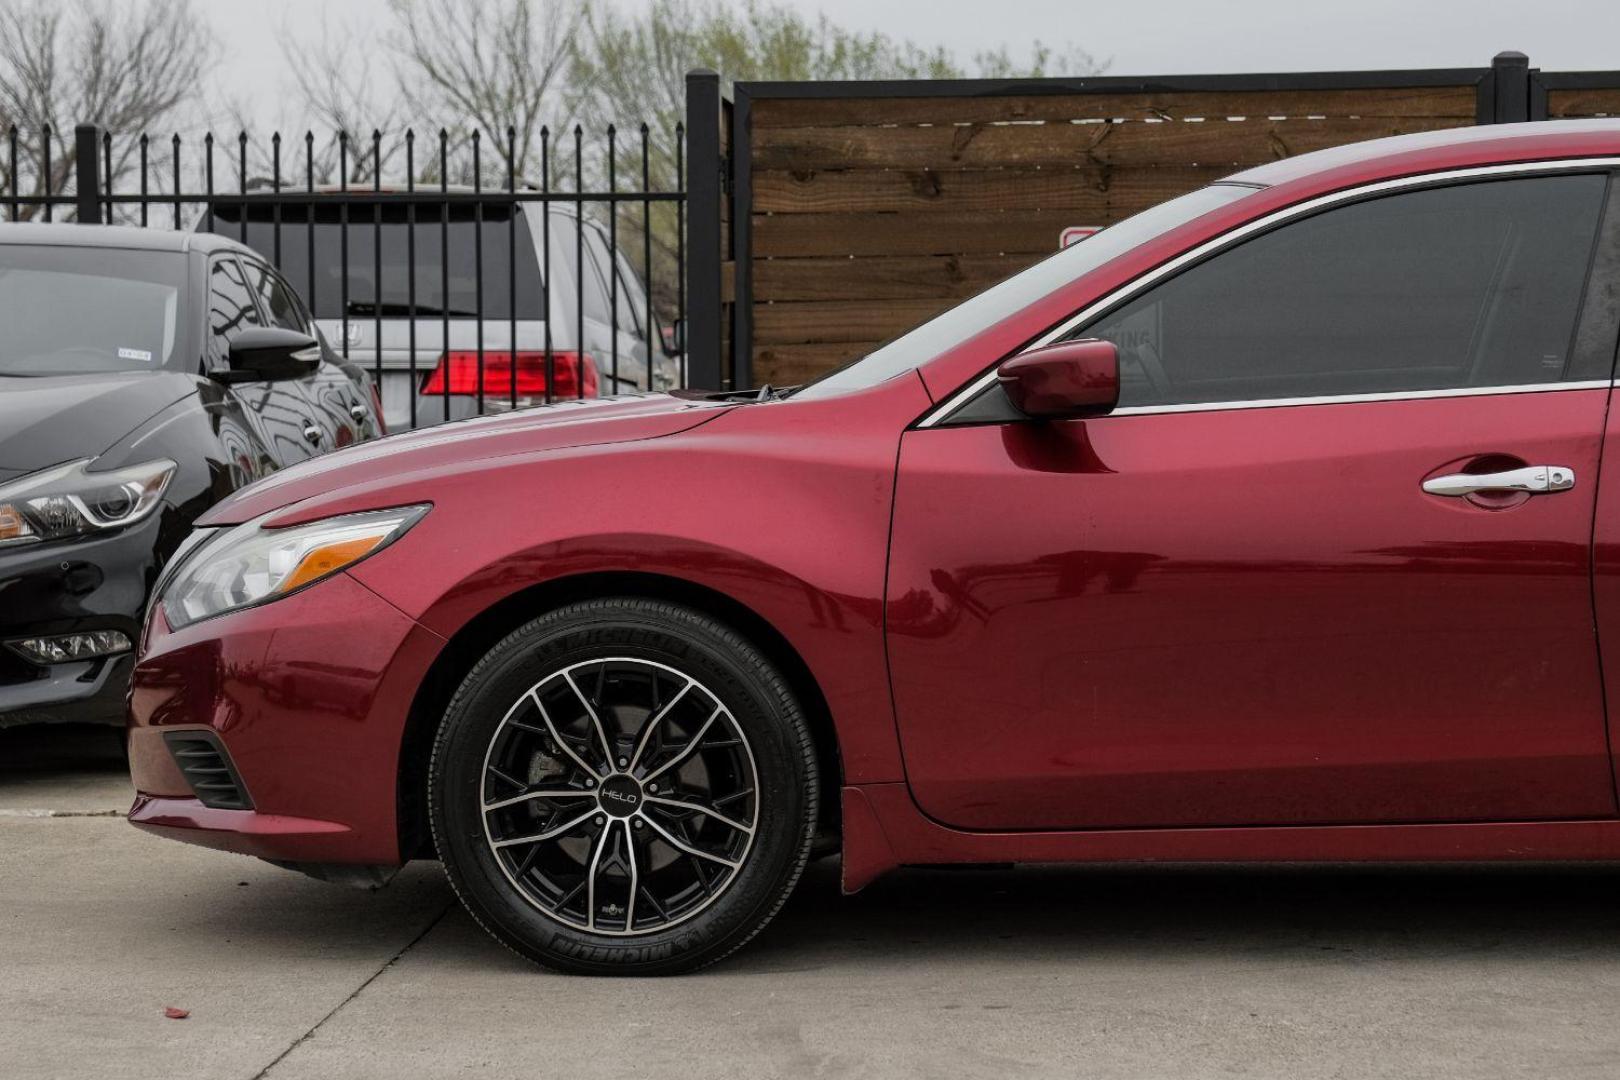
top-left (1080, 174), bottom-right (1608, 408)
top-left (245, 260), bottom-right (307, 332)
top-left (208, 256), bottom-right (262, 364)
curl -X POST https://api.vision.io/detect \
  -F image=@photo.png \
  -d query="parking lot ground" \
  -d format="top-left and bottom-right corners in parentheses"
top-left (6, 727), bottom-right (1620, 1080)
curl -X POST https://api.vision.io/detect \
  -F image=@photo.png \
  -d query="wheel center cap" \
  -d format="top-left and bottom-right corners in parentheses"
top-left (596, 774), bottom-right (642, 818)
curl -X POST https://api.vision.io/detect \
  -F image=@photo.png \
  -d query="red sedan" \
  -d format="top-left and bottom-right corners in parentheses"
top-left (129, 120), bottom-right (1620, 974)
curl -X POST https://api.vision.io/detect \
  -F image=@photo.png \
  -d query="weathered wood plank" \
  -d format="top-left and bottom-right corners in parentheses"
top-left (753, 341), bottom-right (880, 384)
top-left (754, 298), bottom-right (954, 344)
top-left (753, 209), bottom-right (1109, 257)
top-left (750, 86), bottom-right (1480, 128)
top-left (752, 165), bottom-right (1224, 215)
top-left (752, 115), bottom-right (1468, 171)
top-left (753, 252), bottom-right (1032, 302)
top-left (1547, 88), bottom-right (1620, 117)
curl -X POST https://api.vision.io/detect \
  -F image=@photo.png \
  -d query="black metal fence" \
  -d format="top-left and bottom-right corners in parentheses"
top-left (2, 122), bottom-right (697, 430)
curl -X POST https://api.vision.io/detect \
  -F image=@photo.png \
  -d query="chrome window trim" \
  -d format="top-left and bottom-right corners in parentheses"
top-left (1108, 380), bottom-right (1613, 416)
top-left (917, 157), bottom-right (1620, 428)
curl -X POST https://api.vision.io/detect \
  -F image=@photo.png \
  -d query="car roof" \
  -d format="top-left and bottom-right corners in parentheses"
top-left (1232, 118), bottom-right (1620, 188)
top-left (205, 189), bottom-right (595, 233)
top-left (0, 221), bottom-right (255, 257)
top-left (300, 182), bottom-right (555, 195)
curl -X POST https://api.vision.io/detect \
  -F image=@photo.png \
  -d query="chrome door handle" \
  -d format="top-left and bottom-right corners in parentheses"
top-left (1422, 465), bottom-right (1575, 497)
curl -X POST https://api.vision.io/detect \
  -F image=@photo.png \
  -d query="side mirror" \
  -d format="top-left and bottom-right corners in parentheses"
top-left (996, 339), bottom-right (1119, 420)
top-left (215, 327), bottom-right (321, 384)
top-left (663, 317), bottom-right (687, 357)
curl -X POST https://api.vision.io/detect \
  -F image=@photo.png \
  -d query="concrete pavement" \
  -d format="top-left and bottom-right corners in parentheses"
top-left (5, 725), bottom-right (1620, 1079)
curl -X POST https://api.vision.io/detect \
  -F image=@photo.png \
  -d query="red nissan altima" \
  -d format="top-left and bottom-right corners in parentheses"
top-left (129, 120), bottom-right (1620, 974)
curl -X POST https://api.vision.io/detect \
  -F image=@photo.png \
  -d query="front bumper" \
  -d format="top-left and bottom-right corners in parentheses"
top-left (0, 518), bottom-right (158, 728)
top-left (126, 571), bottom-right (446, 865)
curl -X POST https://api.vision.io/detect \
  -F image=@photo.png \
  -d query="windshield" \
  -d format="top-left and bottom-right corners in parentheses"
top-left (790, 184), bottom-right (1257, 399)
top-left (208, 201), bottom-right (546, 320)
top-left (0, 246), bottom-right (186, 376)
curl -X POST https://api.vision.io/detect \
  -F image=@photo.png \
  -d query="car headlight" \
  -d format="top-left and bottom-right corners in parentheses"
top-left (0, 458), bottom-right (176, 548)
top-left (161, 505), bottom-right (429, 630)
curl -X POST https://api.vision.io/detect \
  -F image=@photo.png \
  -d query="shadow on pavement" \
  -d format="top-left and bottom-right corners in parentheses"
top-left (0, 722), bottom-right (131, 813)
top-left (134, 842), bottom-right (1620, 974)
top-left (0, 722), bottom-right (126, 773)
top-left (731, 857), bottom-right (1620, 971)
top-left (187, 855), bottom-right (1620, 974)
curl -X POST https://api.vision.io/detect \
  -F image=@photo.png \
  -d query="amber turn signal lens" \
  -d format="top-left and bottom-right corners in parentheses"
top-left (278, 535), bottom-right (387, 595)
top-left (0, 503), bottom-right (31, 543)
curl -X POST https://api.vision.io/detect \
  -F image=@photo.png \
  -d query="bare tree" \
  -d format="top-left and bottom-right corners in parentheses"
top-left (253, 14), bottom-right (406, 189)
top-left (0, 0), bottom-right (214, 219)
top-left (387, 0), bottom-right (587, 184)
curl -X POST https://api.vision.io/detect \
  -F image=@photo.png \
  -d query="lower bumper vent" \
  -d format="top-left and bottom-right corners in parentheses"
top-left (163, 732), bottom-right (254, 811)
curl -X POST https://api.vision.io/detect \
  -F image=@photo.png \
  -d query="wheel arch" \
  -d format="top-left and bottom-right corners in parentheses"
top-left (395, 570), bottom-right (843, 860)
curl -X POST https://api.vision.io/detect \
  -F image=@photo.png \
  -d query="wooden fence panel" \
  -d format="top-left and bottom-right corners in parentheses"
top-left (752, 209), bottom-right (1084, 258)
top-left (1546, 88), bottom-right (1620, 118)
top-left (745, 83), bottom-right (1481, 386)
top-left (752, 116), bottom-right (1467, 171)
top-left (747, 86), bottom-right (1481, 128)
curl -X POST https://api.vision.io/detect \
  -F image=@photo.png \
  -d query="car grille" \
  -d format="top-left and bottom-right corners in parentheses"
top-left (163, 732), bottom-right (254, 811)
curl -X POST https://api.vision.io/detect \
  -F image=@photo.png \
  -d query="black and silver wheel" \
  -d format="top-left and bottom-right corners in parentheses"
top-left (430, 598), bottom-right (818, 975)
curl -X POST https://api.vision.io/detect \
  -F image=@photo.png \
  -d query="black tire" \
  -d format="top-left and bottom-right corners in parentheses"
top-left (429, 598), bottom-right (818, 975)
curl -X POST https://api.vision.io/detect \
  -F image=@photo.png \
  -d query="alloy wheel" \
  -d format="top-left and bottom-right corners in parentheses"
top-left (479, 657), bottom-right (759, 936)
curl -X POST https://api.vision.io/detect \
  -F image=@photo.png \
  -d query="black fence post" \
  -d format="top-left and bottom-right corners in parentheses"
top-left (685, 69), bottom-right (729, 390)
top-left (731, 85), bottom-right (753, 392)
top-left (1490, 51), bottom-right (1531, 123)
top-left (74, 124), bottom-right (102, 224)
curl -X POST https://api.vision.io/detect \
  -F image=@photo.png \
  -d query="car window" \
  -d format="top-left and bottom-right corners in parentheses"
top-left (0, 246), bottom-right (186, 376)
top-left (207, 256), bottom-right (263, 365)
top-left (614, 251), bottom-right (650, 341)
top-left (1077, 174), bottom-right (1608, 409)
top-left (244, 260), bottom-right (307, 332)
top-left (577, 225), bottom-right (615, 325)
top-left (209, 202), bottom-right (546, 320)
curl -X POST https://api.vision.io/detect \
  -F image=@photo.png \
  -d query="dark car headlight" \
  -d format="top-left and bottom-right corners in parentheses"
top-left (0, 457), bottom-right (175, 548)
top-left (160, 505), bottom-right (429, 630)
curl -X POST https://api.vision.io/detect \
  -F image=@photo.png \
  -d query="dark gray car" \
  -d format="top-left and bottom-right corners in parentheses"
top-left (0, 223), bottom-right (381, 727)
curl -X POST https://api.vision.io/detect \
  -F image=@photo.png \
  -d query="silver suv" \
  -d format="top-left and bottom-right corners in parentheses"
top-left (207, 190), bottom-right (674, 430)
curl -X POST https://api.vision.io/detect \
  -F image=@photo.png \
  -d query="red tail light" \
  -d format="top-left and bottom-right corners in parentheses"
top-left (420, 351), bottom-right (599, 399)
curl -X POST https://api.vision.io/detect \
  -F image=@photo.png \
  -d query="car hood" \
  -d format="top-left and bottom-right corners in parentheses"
top-left (0, 372), bottom-right (198, 478)
top-left (198, 393), bottom-right (736, 527)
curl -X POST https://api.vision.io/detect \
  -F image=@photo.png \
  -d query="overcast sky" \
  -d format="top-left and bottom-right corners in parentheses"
top-left (203, 0), bottom-right (1618, 128)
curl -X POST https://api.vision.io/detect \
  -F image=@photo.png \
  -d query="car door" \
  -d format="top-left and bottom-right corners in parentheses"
top-left (242, 256), bottom-right (379, 451)
top-left (204, 254), bottom-right (322, 467)
top-left (887, 169), bottom-right (1620, 832)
